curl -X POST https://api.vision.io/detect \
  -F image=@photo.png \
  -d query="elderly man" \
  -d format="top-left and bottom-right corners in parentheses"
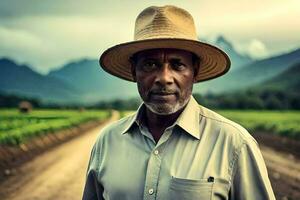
top-left (83, 5), bottom-right (275, 200)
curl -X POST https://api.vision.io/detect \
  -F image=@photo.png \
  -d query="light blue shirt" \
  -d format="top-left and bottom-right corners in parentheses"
top-left (83, 96), bottom-right (275, 200)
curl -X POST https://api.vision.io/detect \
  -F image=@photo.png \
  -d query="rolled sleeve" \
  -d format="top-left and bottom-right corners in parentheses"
top-left (230, 140), bottom-right (276, 200)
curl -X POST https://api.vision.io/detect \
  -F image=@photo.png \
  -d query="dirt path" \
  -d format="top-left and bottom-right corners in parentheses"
top-left (0, 112), bottom-right (299, 200)
top-left (0, 111), bottom-right (119, 200)
top-left (261, 145), bottom-right (300, 199)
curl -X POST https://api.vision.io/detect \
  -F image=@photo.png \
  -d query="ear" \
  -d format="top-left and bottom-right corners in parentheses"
top-left (193, 60), bottom-right (200, 83)
top-left (129, 56), bottom-right (137, 81)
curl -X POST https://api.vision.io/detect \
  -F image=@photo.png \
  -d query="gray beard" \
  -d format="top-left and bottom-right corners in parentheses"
top-left (144, 95), bottom-right (191, 115)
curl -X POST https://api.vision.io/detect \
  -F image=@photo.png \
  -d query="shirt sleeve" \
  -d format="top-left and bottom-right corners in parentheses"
top-left (230, 139), bottom-right (276, 200)
top-left (82, 145), bottom-right (104, 200)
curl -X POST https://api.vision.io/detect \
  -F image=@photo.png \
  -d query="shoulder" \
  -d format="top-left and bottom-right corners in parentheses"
top-left (93, 112), bottom-right (136, 145)
top-left (197, 105), bottom-right (263, 179)
top-left (198, 105), bottom-right (258, 148)
top-left (87, 113), bottom-right (137, 171)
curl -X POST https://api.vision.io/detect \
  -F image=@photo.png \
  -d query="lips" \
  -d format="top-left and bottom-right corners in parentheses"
top-left (152, 92), bottom-right (175, 95)
top-left (150, 91), bottom-right (177, 101)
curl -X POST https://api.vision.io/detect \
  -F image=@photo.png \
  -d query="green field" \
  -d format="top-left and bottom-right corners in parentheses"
top-left (0, 109), bottom-right (110, 145)
top-left (1, 109), bottom-right (299, 146)
top-left (120, 110), bottom-right (300, 139)
top-left (216, 110), bottom-right (300, 139)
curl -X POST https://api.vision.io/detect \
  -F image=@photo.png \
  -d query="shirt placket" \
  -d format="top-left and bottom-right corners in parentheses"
top-left (142, 127), bottom-right (173, 200)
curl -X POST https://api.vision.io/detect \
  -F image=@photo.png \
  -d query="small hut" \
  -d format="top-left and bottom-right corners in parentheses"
top-left (19, 101), bottom-right (33, 113)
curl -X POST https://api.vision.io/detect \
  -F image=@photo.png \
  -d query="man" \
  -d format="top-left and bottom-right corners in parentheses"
top-left (83, 5), bottom-right (275, 200)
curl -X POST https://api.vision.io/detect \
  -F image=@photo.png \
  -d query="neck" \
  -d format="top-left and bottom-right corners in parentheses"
top-left (146, 109), bottom-right (181, 128)
top-left (143, 105), bottom-right (185, 143)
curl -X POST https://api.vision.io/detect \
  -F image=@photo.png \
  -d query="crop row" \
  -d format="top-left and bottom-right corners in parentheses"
top-left (120, 110), bottom-right (300, 139)
top-left (0, 109), bottom-right (111, 145)
top-left (218, 110), bottom-right (300, 139)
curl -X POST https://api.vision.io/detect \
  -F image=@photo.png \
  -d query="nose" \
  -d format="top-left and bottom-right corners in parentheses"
top-left (154, 63), bottom-right (174, 85)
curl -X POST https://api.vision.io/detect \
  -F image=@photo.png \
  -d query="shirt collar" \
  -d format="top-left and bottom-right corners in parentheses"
top-left (175, 96), bottom-right (200, 139)
top-left (120, 103), bottom-right (144, 135)
top-left (120, 96), bottom-right (201, 140)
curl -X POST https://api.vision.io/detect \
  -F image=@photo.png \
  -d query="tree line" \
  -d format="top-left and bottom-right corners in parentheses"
top-left (1, 88), bottom-right (299, 110)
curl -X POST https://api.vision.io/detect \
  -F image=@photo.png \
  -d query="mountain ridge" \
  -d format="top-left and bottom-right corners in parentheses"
top-left (195, 48), bottom-right (300, 94)
top-left (1, 36), bottom-right (299, 104)
top-left (0, 58), bottom-right (82, 103)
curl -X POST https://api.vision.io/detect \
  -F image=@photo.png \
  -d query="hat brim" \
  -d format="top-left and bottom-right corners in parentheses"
top-left (100, 38), bottom-right (231, 82)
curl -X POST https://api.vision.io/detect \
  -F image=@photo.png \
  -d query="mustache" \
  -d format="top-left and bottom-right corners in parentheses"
top-left (149, 87), bottom-right (179, 95)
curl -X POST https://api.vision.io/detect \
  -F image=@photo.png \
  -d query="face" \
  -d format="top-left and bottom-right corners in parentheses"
top-left (132, 48), bottom-right (197, 115)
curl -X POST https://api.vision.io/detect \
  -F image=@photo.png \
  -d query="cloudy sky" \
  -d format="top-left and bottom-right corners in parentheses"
top-left (0, 0), bottom-right (299, 74)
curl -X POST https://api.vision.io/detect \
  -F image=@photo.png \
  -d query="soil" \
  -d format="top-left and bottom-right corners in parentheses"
top-left (253, 132), bottom-right (300, 159)
top-left (0, 112), bottom-right (299, 200)
top-left (0, 111), bottom-right (119, 200)
top-left (260, 145), bottom-right (300, 200)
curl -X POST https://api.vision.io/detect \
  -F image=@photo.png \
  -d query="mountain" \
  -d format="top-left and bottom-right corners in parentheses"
top-left (49, 36), bottom-right (248, 102)
top-left (1, 43), bottom-right (299, 105)
top-left (0, 58), bottom-right (81, 103)
top-left (48, 59), bottom-right (138, 102)
top-left (257, 62), bottom-right (300, 92)
top-left (194, 48), bottom-right (300, 94)
top-left (213, 36), bottom-right (253, 71)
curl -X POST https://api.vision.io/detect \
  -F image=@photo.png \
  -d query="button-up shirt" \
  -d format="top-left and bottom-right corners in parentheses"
top-left (82, 96), bottom-right (275, 200)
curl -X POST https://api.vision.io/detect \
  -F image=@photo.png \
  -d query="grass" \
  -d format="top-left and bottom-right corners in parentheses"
top-left (0, 109), bottom-right (111, 145)
top-left (217, 110), bottom-right (300, 139)
top-left (119, 109), bottom-right (300, 139)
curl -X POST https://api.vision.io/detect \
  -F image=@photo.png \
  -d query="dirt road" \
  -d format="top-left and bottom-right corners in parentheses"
top-left (0, 111), bottom-right (119, 200)
top-left (261, 145), bottom-right (300, 199)
top-left (0, 111), bottom-right (299, 200)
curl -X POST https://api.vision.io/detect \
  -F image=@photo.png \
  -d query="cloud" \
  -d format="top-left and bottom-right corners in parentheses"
top-left (0, 26), bottom-right (51, 72)
top-left (247, 39), bottom-right (269, 59)
top-left (0, 15), bottom-right (135, 73)
top-left (0, 0), bottom-right (299, 73)
top-left (0, 26), bottom-right (43, 49)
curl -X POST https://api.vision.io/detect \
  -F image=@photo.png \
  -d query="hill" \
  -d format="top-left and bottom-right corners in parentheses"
top-left (49, 36), bottom-right (253, 101)
top-left (48, 59), bottom-right (138, 102)
top-left (1, 38), bottom-right (299, 105)
top-left (195, 48), bottom-right (300, 94)
top-left (0, 58), bottom-right (81, 103)
top-left (256, 62), bottom-right (300, 92)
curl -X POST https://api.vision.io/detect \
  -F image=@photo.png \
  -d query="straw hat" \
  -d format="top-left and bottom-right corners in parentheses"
top-left (100, 5), bottom-right (230, 82)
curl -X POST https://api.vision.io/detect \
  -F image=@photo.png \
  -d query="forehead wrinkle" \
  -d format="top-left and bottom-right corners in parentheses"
top-left (136, 48), bottom-right (193, 63)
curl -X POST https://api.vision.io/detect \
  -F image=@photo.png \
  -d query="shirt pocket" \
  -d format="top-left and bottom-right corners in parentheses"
top-left (169, 176), bottom-right (213, 200)
top-left (169, 177), bottom-right (230, 200)
top-left (212, 178), bottom-right (230, 200)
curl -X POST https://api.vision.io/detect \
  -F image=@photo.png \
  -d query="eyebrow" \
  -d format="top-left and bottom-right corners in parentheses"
top-left (168, 58), bottom-right (182, 62)
top-left (139, 58), bottom-right (158, 63)
top-left (142, 56), bottom-right (184, 61)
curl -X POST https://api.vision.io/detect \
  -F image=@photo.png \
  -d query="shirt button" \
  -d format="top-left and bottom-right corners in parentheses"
top-left (148, 188), bottom-right (154, 195)
top-left (154, 150), bottom-right (159, 155)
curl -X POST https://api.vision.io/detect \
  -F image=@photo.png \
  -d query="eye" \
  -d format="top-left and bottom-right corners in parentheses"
top-left (170, 61), bottom-right (186, 71)
top-left (140, 60), bottom-right (159, 72)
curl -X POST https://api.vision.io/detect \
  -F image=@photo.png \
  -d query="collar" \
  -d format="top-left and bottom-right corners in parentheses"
top-left (175, 96), bottom-right (201, 139)
top-left (120, 103), bottom-right (143, 135)
top-left (120, 96), bottom-right (201, 140)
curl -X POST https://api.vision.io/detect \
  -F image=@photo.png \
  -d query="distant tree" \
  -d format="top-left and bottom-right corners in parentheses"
top-left (289, 94), bottom-right (300, 109)
top-left (218, 95), bottom-right (238, 109)
top-left (193, 93), bottom-right (208, 107)
top-left (264, 95), bottom-right (283, 110)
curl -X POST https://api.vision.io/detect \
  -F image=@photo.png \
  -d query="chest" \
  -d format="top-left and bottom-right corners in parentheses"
top-left (98, 133), bottom-right (232, 200)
